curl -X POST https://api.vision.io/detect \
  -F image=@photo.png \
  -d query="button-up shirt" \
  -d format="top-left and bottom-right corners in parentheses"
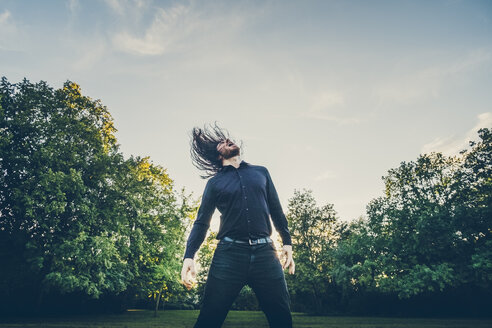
top-left (183, 160), bottom-right (292, 260)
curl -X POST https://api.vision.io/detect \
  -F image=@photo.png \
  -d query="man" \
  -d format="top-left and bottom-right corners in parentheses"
top-left (181, 123), bottom-right (295, 328)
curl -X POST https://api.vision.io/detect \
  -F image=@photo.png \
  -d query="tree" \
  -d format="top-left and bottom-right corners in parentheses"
top-left (331, 216), bottom-right (379, 310)
top-left (454, 128), bottom-right (492, 288)
top-left (194, 231), bottom-right (218, 307)
top-left (0, 77), bottom-right (192, 314)
top-left (363, 151), bottom-right (461, 298)
top-left (285, 189), bottom-right (340, 314)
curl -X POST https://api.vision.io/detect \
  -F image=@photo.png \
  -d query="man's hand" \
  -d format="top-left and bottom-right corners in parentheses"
top-left (181, 258), bottom-right (196, 290)
top-left (281, 245), bottom-right (295, 274)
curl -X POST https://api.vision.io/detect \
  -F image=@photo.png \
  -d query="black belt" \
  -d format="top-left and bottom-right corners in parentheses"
top-left (223, 236), bottom-right (272, 245)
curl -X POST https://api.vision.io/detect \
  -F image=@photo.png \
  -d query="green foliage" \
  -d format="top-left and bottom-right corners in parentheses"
top-left (333, 128), bottom-right (492, 301)
top-left (285, 128), bottom-right (491, 315)
top-left (196, 231), bottom-right (218, 287)
top-left (1, 76), bottom-right (489, 316)
top-left (285, 189), bottom-right (340, 314)
top-left (0, 77), bottom-right (194, 314)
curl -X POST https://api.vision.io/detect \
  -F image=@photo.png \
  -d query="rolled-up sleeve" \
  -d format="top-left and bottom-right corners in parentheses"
top-left (183, 179), bottom-right (216, 260)
top-left (265, 168), bottom-right (292, 245)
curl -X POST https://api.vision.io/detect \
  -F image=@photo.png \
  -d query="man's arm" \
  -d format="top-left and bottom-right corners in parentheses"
top-left (265, 167), bottom-right (292, 245)
top-left (183, 178), bottom-right (216, 260)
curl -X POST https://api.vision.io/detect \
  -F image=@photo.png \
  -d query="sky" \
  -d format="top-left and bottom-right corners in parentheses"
top-left (1, 0), bottom-right (491, 235)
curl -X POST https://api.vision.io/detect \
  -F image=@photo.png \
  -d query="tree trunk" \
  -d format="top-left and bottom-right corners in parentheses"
top-left (35, 289), bottom-right (44, 314)
top-left (154, 287), bottom-right (164, 317)
top-left (160, 294), bottom-right (166, 310)
top-left (311, 282), bottom-right (322, 314)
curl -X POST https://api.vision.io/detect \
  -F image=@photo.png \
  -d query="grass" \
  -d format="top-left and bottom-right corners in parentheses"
top-left (0, 310), bottom-right (491, 328)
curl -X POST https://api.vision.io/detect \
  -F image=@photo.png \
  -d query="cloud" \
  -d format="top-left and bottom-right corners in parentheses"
top-left (373, 49), bottom-right (492, 105)
top-left (0, 10), bottom-right (11, 24)
top-left (72, 39), bottom-right (107, 70)
top-left (302, 112), bottom-right (361, 125)
top-left (111, 2), bottom-right (248, 56)
top-left (0, 9), bottom-right (19, 51)
top-left (104, 0), bottom-right (125, 15)
top-left (104, 0), bottom-right (150, 15)
top-left (301, 90), bottom-right (361, 125)
top-left (113, 4), bottom-right (193, 55)
top-left (66, 0), bottom-right (79, 15)
top-left (311, 91), bottom-right (345, 111)
top-left (421, 112), bottom-right (492, 156)
top-left (314, 170), bottom-right (337, 181)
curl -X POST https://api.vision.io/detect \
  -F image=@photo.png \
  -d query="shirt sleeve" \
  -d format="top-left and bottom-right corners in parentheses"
top-left (183, 178), bottom-right (217, 260)
top-left (265, 167), bottom-right (292, 245)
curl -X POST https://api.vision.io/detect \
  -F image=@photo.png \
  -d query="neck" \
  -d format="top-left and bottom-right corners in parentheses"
top-left (222, 155), bottom-right (241, 168)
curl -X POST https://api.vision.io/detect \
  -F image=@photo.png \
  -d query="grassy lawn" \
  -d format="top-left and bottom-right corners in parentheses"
top-left (0, 310), bottom-right (491, 328)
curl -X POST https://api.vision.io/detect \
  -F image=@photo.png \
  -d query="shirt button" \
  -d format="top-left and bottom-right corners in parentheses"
top-left (246, 208), bottom-right (249, 211)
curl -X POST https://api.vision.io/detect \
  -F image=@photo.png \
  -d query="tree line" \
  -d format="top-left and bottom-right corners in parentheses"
top-left (283, 127), bottom-right (491, 317)
top-left (332, 133), bottom-right (491, 316)
top-left (189, 120), bottom-right (491, 317)
top-left (1, 78), bottom-right (490, 317)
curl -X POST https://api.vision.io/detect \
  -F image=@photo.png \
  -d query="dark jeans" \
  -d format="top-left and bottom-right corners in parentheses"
top-left (194, 238), bottom-right (292, 328)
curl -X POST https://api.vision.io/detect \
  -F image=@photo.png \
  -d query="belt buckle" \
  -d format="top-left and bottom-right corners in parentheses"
top-left (248, 239), bottom-right (258, 245)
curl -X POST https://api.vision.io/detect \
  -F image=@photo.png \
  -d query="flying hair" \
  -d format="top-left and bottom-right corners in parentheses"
top-left (189, 122), bottom-right (243, 179)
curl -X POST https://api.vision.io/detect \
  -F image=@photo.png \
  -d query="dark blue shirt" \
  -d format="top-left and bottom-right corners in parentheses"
top-left (183, 160), bottom-right (292, 260)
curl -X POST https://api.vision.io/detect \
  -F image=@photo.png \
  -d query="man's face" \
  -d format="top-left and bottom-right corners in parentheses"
top-left (217, 138), bottom-right (240, 160)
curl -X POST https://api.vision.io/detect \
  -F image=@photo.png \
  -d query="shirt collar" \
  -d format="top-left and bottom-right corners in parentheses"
top-left (221, 160), bottom-right (249, 171)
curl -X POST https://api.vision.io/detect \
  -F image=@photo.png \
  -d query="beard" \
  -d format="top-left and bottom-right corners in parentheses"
top-left (221, 146), bottom-right (240, 159)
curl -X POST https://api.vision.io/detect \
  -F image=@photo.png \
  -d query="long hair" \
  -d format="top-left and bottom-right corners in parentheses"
top-left (189, 122), bottom-right (242, 179)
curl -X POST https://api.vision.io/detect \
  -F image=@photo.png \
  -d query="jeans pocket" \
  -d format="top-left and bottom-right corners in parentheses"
top-left (267, 241), bottom-right (277, 251)
top-left (216, 240), bottom-right (233, 252)
top-left (210, 243), bottom-right (238, 281)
